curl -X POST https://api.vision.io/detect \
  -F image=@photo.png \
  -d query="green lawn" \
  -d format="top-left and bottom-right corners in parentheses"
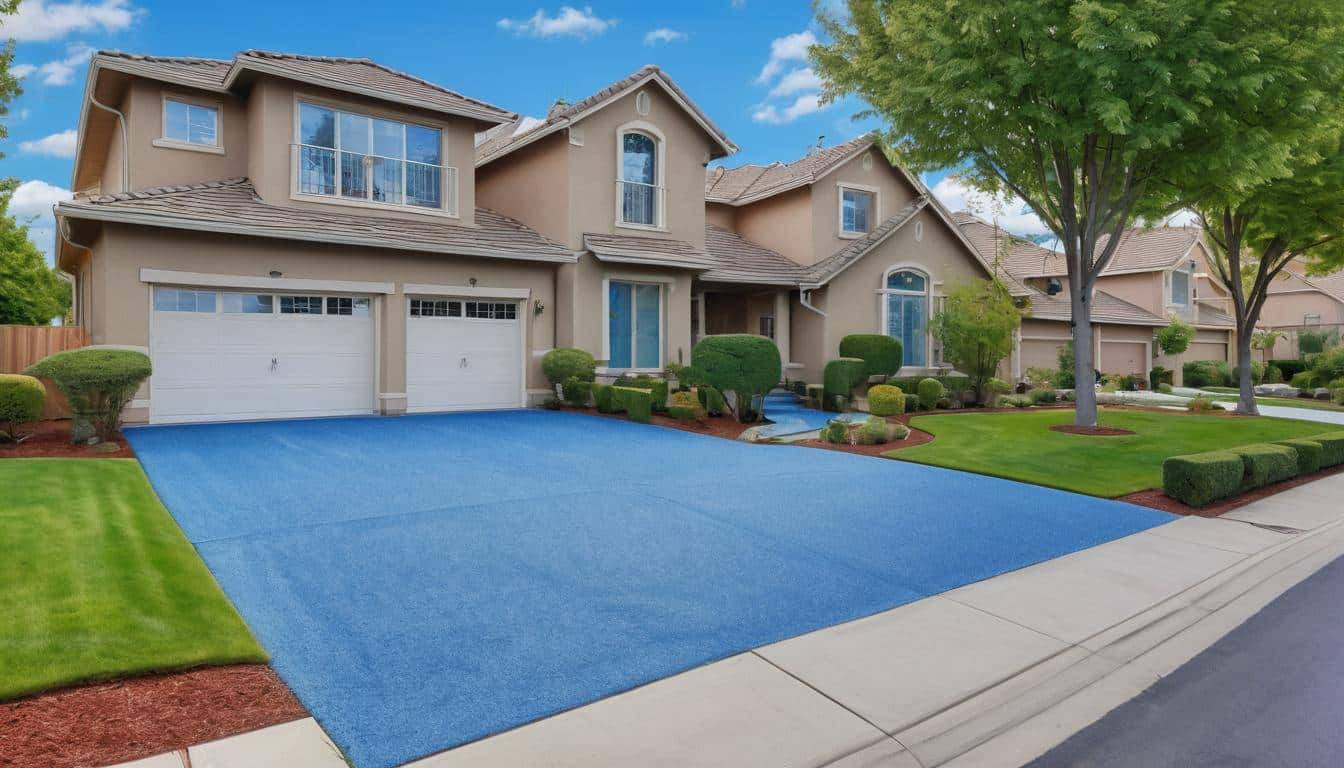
top-left (889, 408), bottom-right (1332, 498)
top-left (0, 458), bottom-right (266, 701)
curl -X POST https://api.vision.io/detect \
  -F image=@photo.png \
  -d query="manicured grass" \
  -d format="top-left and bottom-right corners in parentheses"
top-left (889, 408), bottom-right (1328, 497)
top-left (0, 459), bottom-right (266, 701)
top-left (1200, 388), bottom-right (1344, 412)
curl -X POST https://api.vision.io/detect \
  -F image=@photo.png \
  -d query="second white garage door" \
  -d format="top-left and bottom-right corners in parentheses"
top-left (406, 298), bottom-right (523, 412)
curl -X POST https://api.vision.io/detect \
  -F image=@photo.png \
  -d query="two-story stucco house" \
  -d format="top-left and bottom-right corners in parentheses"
top-left (1255, 262), bottom-right (1344, 359)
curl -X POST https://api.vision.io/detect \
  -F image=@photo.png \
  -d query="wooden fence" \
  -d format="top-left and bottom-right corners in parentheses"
top-left (0, 325), bottom-right (89, 419)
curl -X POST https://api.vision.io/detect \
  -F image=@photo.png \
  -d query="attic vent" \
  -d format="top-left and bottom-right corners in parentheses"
top-left (635, 90), bottom-right (651, 116)
top-left (862, 153), bottom-right (873, 171)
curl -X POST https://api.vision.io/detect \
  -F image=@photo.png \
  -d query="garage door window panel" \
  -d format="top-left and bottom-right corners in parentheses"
top-left (326, 297), bottom-right (370, 317)
top-left (410, 299), bottom-right (460, 317)
top-left (154, 287), bottom-right (216, 313)
top-left (280, 295), bottom-right (324, 315)
top-left (222, 293), bottom-right (274, 314)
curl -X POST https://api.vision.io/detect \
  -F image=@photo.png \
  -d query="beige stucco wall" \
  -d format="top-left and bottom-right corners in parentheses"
top-left (475, 131), bottom-right (571, 245)
top-left (704, 202), bottom-right (736, 230)
top-left (106, 78), bottom-right (250, 193)
top-left (1095, 271), bottom-right (1163, 317)
top-left (790, 291), bottom-right (828, 383)
top-left (731, 187), bottom-right (812, 266)
top-left (90, 223), bottom-right (557, 421)
top-left (808, 148), bottom-right (921, 268)
top-left (1260, 290), bottom-right (1344, 327)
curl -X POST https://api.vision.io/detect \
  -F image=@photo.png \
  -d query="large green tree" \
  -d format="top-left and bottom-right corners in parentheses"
top-left (1, 180), bottom-right (70, 324)
top-left (813, 0), bottom-right (1336, 426)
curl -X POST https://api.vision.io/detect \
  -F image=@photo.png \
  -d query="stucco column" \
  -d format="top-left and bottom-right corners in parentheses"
top-left (379, 290), bottom-right (407, 416)
top-left (774, 290), bottom-right (791, 367)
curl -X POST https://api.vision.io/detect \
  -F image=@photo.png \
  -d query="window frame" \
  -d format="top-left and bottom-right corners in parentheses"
top-left (155, 93), bottom-right (224, 155)
top-left (878, 266), bottom-right (933, 370)
top-left (602, 276), bottom-right (666, 372)
top-left (153, 286), bottom-right (218, 313)
top-left (1168, 266), bottom-right (1191, 307)
top-left (838, 182), bottom-right (880, 238)
top-left (614, 120), bottom-right (667, 232)
top-left (290, 94), bottom-right (456, 218)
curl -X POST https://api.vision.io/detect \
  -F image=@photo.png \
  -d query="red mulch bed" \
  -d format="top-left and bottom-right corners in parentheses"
top-left (790, 414), bottom-right (936, 456)
top-left (1121, 462), bottom-right (1344, 518)
top-left (0, 420), bottom-right (134, 459)
top-left (1049, 424), bottom-right (1136, 436)
top-left (0, 664), bottom-right (306, 768)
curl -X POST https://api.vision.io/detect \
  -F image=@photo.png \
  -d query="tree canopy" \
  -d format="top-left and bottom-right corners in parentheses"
top-left (812, 0), bottom-right (1344, 425)
top-left (0, 181), bottom-right (70, 325)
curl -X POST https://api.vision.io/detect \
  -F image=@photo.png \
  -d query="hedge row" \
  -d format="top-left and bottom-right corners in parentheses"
top-left (1163, 431), bottom-right (1344, 507)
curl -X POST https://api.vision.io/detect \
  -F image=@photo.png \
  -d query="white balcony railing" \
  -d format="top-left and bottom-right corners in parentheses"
top-left (292, 143), bottom-right (458, 216)
top-left (616, 179), bottom-right (664, 228)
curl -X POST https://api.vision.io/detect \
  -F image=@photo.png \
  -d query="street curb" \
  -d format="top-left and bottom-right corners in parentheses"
top-left (886, 515), bottom-right (1344, 768)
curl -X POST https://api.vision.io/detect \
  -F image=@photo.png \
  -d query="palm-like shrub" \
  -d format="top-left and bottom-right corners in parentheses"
top-left (26, 348), bottom-right (151, 441)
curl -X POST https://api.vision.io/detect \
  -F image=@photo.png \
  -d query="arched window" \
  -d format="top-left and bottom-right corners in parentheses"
top-left (620, 131), bottom-right (659, 226)
top-left (884, 269), bottom-right (929, 368)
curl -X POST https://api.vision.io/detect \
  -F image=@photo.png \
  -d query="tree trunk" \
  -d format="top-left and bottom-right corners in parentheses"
top-left (1071, 290), bottom-right (1098, 427)
top-left (1235, 327), bottom-right (1259, 416)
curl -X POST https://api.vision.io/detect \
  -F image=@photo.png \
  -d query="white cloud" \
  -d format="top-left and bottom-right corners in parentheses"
top-left (756, 30), bottom-right (816, 84)
top-left (932, 175), bottom-right (1050, 240)
top-left (768, 67), bottom-right (822, 99)
top-left (5, 0), bottom-right (138, 42)
top-left (643, 27), bottom-right (686, 46)
top-left (498, 6), bottom-right (616, 39)
top-left (1162, 209), bottom-right (1200, 227)
top-left (14, 43), bottom-right (95, 86)
top-left (9, 180), bottom-right (73, 221)
top-left (20, 129), bottom-right (79, 158)
top-left (751, 93), bottom-right (825, 125)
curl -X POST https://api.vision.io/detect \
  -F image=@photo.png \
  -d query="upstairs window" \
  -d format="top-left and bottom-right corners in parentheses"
top-left (1170, 268), bottom-right (1190, 306)
top-left (841, 186), bottom-right (874, 235)
top-left (618, 129), bottom-right (662, 227)
top-left (163, 98), bottom-right (218, 147)
top-left (296, 102), bottom-right (446, 212)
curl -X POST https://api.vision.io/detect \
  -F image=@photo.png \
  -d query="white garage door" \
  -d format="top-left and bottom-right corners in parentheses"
top-left (406, 298), bottom-right (523, 412)
top-left (150, 287), bottom-right (375, 423)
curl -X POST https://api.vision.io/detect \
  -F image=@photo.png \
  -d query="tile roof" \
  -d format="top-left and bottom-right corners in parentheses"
top-left (57, 178), bottom-right (574, 263)
top-left (476, 65), bottom-right (736, 166)
top-left (1008, 223), bottom-right (1204, 278)
top-left (1195, 301), bottom-right (1237, 328)
top-left (704, 134), bottom-right (878, 205)
top-left (700, 224), bottom-right (806, 285)
top-left (96, 50), bottom-right (514, 123)
top-left (583, 232), bottom-right (714, 269)
top-left (1279, 263), bottom-right (1344, 305)
top-left (1026, 287), bottom-right (1168, 326)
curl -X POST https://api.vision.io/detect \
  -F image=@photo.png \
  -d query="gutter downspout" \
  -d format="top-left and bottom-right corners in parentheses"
top-left (88, 93), bottom-right (129, 192)
top-left (58, 214), bottom-right (95, 331)
top-left (798, 284), bottom-right (827, 317)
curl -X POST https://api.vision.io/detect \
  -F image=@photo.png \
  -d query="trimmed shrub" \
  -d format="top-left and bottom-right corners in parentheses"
top-left (1250, 360), bottom-right (1266, 384)
top-left (1271, 359), bottom-right (1307, 378)
top-left (691, 335), bottom-right (782, 422)
top-left (1265, 364), bottom-right (1284, 384)
top-left (1334, 387), bottom-right (1344, 406)
top-left (856, 415), bottom-right (890, 445)
top-left (615, 374), bottom-right (669, 412)
top-left (1029, 387), bottom-right (1057, 405)
top-left (838, 334), bottom-right (903, 379)
top-left (1149, 366), bottom-right (1173, 390)
top-left (866, 384), bottom-right (906, 417)
top-left (612, 386), bottom-right (652, 423)
top-left (1311, 432), bottom-right (1344, 467)
top-left (1290, 370), bottom-right (1318, 390)
top-left (998, 394), bottom-right (1033, 408)
top-left (561, 377), bottom-right (591, 407)
top-left (916, 377), bottom-right (944, 409)
top-left (592, 383), bottom-right (617, 413)
top-left (1158, 383), bottom-right (1174, 394)
top-left (0, 374), bottom-right (46, 441)
top-left (668, 390), bottom-right (706, 421)
top-left (823, 358), bottom-right (867, 410)
top-left (1274, 439), bottom-right (1323, 476)
top-left (542, 348), bottom-right (596, 385)
top-left (1187, 395), bottom-right (1223, 413)
top-left (1230, 443), bottom-right (1298, 490)
top-left (820, 419), bottom-right (850, 444)
top-left (1056, 343), bottom-right (1076, 388)
top-left (26, 348), bottom-right (152, 441)
top-left (1183, 360), bottom-right (1232, 388)
top-left (698, 386), bottom-right (727, 416)
top-left (1163, 451), bottom-right (1245, 507)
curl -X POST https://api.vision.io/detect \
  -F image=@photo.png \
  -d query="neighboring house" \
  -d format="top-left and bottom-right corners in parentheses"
top-left (699, 134), bottom-right (1022, 383)
top-left (1257, 262), bottom-right (1344, 359)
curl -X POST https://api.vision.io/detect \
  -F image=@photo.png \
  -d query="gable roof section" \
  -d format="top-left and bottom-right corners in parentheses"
top-left (1195, 301), bottom-right (1237, 329)
top-left (476, 65), bottom-right (736, 166)
top-left (701, 224), bottom-right (806, 285)
top-left (1027, 287), bottom-right (1167, 327)
top-left (93, 50), bottom-right (514, 123)
top-left (705, 134), bottom-right (877, 206)
top-left (57, 178), bottom-right (574, 264)
top-left (583, 232), bottom-right (714, 270)
top-left (1019, 225), bottom-right (1204, 278)
top-left (1277, 264), bottom-right (1344, 306)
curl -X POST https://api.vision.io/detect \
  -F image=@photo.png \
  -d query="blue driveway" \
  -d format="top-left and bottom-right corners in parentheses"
top-left (127, 411), bottom-right (1171, 768)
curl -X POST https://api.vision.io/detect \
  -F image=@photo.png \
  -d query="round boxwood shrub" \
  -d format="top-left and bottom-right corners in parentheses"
top-left (838, 334), bottom-right (902, 379)
top-left (0, 374), bottom-right (46, 442)
top-left (916, 377), bottom-right (944, 409)
top-left (541, 348), bottom-right (596, 385)
top-left (823, 358), bottom-right (867, 410)
top-left (866, 384), bottom-right (906, 417)
top-left (561, 377), bottom-right (592, 407)
top-left (26, 348), bottom-right (152, 441)
top-left (690, 335), bottom-right (782, 422)
top-left (820, 418), bottom-right (850, 444)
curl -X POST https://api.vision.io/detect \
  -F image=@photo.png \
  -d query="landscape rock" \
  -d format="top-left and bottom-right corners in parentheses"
top-left (1254, 384), bottom-right (1300, 398)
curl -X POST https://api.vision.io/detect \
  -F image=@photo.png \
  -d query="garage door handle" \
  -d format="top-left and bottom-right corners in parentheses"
top-left (459, 357), bottom-right (469, 368)
top-left (271, 357), bottom-right (278, 371)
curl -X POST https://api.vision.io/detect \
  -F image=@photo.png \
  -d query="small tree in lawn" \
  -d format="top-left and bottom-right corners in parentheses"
top-left (932, 280), bottom-right (1020, 405)
top-left (813, 0), bottom-right (1335, 427)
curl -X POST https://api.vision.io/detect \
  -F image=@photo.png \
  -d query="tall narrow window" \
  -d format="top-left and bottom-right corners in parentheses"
top-left (841, 187), bottom-right (874, 235)
top-left (620, 132), bottom-right (659, 226)
top-left (1170, 268), bottom-right (1190, 305)
top-left (885, 270), bottom-right (928, 368)
top-left (608, 281), bottom-right (661, 369)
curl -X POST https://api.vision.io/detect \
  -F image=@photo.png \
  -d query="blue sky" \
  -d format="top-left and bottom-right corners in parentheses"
top-left (3, 0), bottom-right (1029, 264)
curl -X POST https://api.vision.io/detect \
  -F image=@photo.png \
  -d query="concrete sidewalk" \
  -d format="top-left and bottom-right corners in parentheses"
top-left (114, 474), bottom-right (1344, 768)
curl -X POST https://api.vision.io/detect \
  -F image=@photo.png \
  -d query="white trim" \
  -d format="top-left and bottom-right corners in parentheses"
top-left (140, 268), bottom-right (395, 294)
top-left (837, 182), bottom-right (880, 239)
top-left (289, 191), bottom-right (459, 220)
top-left (403, 283), bottom-right (531, 299)
top-left (589, 253), bottom-right (706, 269)
top-left (615, 120), bottom-right (667, 231)
top-left (159, 92), bottom-right (222, 150)
top-left (879, 264), bottom-right (933, 368)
